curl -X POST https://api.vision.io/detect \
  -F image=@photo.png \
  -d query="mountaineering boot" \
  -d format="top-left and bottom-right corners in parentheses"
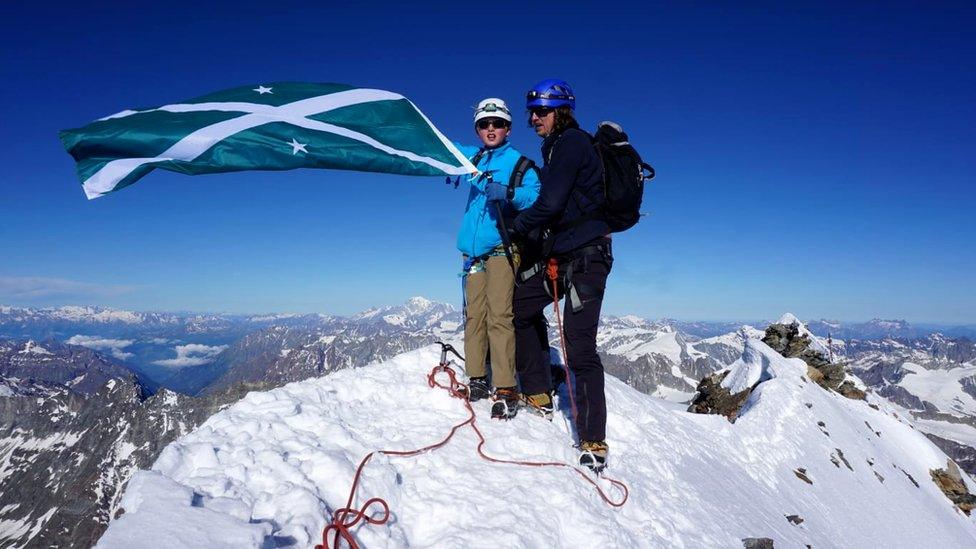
top-left (467, 376), bottom-right (490, 402)
top-left (523, 391), bottom-right (554, 420)
top-left (578, 440), bottom-right (609, 473)
top-left (490, 388), bottom-right (519, 420)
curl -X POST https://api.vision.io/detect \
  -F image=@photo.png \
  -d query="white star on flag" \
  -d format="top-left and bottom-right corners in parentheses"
top-left (253, 85), bottom-right (273, 95)
top-left (289, 138), bottom-right (308, 155)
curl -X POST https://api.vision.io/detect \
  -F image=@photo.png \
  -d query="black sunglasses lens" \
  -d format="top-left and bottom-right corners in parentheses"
top-left (478, 119), bottom-right (508, 129)
top-left (530, 107), bottom-right (553, 117)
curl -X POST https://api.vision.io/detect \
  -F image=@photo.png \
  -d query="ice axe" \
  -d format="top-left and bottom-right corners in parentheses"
top-left (484, 171), bottom-right (519, 281)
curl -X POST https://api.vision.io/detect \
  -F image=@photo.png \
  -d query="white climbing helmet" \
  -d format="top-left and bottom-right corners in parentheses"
top-left (473, 98), bottom-right (512, 123)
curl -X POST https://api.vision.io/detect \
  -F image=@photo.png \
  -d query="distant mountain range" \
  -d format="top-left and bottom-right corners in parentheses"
top-left (2, 300), bottom-right (976, 546)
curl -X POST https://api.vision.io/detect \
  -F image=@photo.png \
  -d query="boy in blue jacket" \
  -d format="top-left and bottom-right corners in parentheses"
top-left (456, 98), bottom-right (540, 419)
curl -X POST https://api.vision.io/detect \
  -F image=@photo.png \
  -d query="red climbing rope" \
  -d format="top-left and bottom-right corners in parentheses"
top-left (547, 258), bottom-right (580, 425)
top-left (316, 358), bottom-right (629, 549)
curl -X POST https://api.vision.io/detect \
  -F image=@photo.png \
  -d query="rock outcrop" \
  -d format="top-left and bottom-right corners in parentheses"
top-left (762, 322), bottom-right (865, 400)
top-left (930, 460), bottom-right (976, 515)
top-left (687, 370), bottom-right (753, 422)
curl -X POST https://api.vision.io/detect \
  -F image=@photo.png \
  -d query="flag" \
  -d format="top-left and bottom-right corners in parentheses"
top-left (59, 82), bottom-right (477, 200)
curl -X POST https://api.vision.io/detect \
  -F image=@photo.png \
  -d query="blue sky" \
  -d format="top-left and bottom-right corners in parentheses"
top-left (1, 2), bottom-right (973, 323)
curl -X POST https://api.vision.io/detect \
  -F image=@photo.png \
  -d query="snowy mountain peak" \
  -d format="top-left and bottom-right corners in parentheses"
top-left (404, 296), bottom-right (434, 311)
top-left (776, 312), bottom-right (802, 326)
top-left (100, 344), bottom-right (976, 547)
top-left (55, 305), bottom-right (145, 324)
top-left (616, 314), bottom-right (646, 327)
top-left (18, 340), bottom-right (53, 355)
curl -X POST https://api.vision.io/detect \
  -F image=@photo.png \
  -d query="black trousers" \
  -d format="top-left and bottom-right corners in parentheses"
top-left (514, 239), bottom-right (612, 442)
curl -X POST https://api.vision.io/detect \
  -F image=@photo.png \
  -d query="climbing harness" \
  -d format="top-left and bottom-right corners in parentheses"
top-left (316, 342), bottom-right (628, 549)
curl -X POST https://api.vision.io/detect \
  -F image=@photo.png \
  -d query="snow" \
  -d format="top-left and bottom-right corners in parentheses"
top-left (55, 306), bottom-right (143, 324)
top-left (0, 507), bottom-right (58, 545)
top-left (249, 313), bottom-right (301, 322)
top-left (99, 342), bottom-right (976, 547)
top-left (612, 330), bottom-right (684, 363)
top-left (776, 313), bottom-right (802, 326)
top-left (617, 315), bottom-right (646, 327)
top-left (698, 325), bottom-right (765, 348)
top-left (601, 326), bottom-right (706, 365)
top-left (0, 386), bottom-right (13, 397)
top-left (650, 385), bottom-right (695, 403)
top-left (96, 471), bottom-right (271, 548)
top-left (438, 321), bottom-right (460, 332)
top-left (17, 340), bottom-right (53, 356)
top-left (914, 419), bottom-right (976, 447)
top-left (899, 362), bottom-right (976, 416)
top-left (403, 296), bottom-right (434, 314)
top-left (721, 339), bottom-right (801, 394)
top-left (381, 314), bottom-right (405, 326)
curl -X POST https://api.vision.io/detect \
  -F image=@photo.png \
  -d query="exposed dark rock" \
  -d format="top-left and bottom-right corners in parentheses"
top-left (926, 434), bottom-right (976, 476)
top-left (763, 323), bottom-right (831, 371)
top-left (930, 460), bottom-right (976, 515)
top-left (742, 538), bottom-right (775, 549)
top-left (794, 468), bottom-right (813, 484)
top-left (0, 338), bottom-right (154, 396)
top-left (900, 468), bottom-right (920, 488)
top-left (785, 514), bottom-right (804, 525)
top-left (836, 448), bottom-right (853, 471)
top-left (762, 323), bottom-right (862, 399)
top-left (602, 352), bottom-right (700, 398)
top-left (837, 380), bottom-right (866, 400)
top-left (687, 371), bottom-right (753, 423)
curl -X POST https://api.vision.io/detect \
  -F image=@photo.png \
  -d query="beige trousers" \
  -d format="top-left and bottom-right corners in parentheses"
top-left (463, 255), bottom-right (517, 389)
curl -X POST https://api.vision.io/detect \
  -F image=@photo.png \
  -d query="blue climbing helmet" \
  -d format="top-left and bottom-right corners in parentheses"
top-left (526, 79), bottom-right (575, 110)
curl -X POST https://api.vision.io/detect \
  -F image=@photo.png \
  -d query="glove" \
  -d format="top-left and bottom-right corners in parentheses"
top-left (484, 182), bottom-right (510, 203)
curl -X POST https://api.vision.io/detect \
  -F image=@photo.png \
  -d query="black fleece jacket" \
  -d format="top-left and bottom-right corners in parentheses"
top-left (512, 124), bottom-right (609, 256)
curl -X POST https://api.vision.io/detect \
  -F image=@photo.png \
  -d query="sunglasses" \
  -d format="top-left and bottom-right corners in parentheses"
top-left (526, 90), bottom-right (574, 102)
top-left (477, 118), bottom-right (510, 130)
top-left (529, 107), bottom-right (554, 117)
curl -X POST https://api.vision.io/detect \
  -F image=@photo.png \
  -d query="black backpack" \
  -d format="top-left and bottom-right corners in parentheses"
top-left (592, 121), bottom-right (655, 232)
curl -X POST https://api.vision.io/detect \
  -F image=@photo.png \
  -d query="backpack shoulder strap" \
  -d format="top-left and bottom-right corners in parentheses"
top-left (507, 155), bottom-right (538, 190)
top-left (470, 148), bottom-right (487, 167)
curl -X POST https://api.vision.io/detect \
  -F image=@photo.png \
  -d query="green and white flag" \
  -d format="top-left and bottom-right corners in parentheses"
top-left (60, 82), bottom-right (477, 199)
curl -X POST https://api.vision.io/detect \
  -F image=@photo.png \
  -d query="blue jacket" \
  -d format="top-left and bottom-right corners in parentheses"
top-left (512, 124), bottom-right (609, 256)
top-left (456, 141), bottom-right (541, 258)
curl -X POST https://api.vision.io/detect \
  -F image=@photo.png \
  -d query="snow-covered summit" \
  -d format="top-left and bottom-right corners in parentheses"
top-left (775, 312), bottom-right (802, 326)
top-left (773, 312), bottom-right (832, 357)
top-left (17, 340), bottom-right (53, 356)
top-left (351, 297), bottom-right (457, 330)
top-left (100, 342), bottom-right (976, 547)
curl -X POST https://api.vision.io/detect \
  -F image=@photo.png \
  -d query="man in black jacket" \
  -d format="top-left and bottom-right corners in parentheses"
top-left (508, 79), bottom-right (614, 473)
